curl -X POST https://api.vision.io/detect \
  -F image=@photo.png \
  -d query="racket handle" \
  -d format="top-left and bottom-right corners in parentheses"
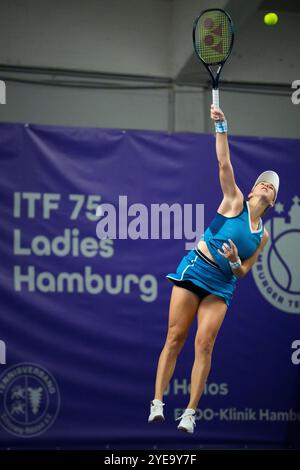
top-left (212, 88), bottom-right (219, 109)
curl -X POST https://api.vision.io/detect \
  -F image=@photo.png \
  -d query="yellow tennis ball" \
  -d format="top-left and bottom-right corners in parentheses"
top-left (264, 12), bottom-right (278, 26)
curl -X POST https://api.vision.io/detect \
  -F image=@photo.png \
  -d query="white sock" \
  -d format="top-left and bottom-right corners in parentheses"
top-left (152, 398), bottom-right (164, 405)
top-left (185, 408), bottom-right (196, 414)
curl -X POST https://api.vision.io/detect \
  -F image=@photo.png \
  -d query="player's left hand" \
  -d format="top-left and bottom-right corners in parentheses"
top-left (217, 239), bottom-right (238, 263)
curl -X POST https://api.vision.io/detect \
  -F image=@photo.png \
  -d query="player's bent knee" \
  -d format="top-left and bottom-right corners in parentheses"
top-left (195, 336), bottom-right (215, 356)
top-left (165, 329), bottom-right (187, 352)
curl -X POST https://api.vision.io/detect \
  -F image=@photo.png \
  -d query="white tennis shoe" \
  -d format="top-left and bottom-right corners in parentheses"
top-left (176, 408), bottom-right (196, 434)
top-left (148, 399), bottom-right (165, 423)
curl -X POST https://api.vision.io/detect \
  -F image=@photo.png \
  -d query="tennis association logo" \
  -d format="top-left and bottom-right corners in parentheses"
top-left (0, 363), bottom-right (60, 437)
top-left (252, 196), bottom-right (300, 314)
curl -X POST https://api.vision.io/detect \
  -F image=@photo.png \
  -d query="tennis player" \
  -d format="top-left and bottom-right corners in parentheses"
top-left (148, 105), bottom-right (279, 434)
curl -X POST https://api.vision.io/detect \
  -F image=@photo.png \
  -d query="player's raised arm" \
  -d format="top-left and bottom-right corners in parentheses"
top-left (211, 105), bottom-right (243, 201)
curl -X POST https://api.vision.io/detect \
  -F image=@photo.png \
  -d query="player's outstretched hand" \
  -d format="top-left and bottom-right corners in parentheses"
top-left (211, 104), bottom-right (225, 122)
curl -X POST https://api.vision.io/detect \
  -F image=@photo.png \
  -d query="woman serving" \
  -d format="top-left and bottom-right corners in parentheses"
top-left (148, 105), bottom-right (280, 434)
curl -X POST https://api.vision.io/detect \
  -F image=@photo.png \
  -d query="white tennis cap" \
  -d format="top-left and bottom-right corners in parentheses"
top-left (252, 170), bottom-right (279, 203)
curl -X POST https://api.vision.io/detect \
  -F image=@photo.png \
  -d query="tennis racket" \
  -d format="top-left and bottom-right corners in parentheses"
top-left (193, 8), bottom-right (234, 109)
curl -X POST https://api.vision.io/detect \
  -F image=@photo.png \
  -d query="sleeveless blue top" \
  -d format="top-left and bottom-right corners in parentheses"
top-left (199, 199), bottom-right (264, 278)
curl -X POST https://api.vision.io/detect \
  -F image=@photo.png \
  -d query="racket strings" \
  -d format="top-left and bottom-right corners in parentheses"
top-left (194, 10), bottom-right (233, 65)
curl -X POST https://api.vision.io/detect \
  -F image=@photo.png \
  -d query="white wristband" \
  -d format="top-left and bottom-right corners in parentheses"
top-left (229, 257), bottom-right (241, 270)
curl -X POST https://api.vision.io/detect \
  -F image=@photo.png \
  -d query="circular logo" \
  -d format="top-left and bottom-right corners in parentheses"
top-left (252, 213), bottom-right (300, 314)
top-left (0, 363), bottom-right (60, 438)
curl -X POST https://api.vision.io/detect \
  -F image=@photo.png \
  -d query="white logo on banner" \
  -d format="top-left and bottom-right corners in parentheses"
top-left (252, 196), bottom-right (300, 314)
top-left (0, 363), bottom-right (60, 437)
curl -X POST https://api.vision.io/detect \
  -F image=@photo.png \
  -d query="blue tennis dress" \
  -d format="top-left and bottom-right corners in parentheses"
top-left (166, 199), bottom-right (264, 306)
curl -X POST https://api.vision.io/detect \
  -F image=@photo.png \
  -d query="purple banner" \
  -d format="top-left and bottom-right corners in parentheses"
top-left (0, 123), bottom-right (299, 448)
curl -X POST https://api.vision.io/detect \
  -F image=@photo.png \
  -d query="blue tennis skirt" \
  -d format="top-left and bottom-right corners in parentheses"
top-left (166, 247), bottom-right (238, 307)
